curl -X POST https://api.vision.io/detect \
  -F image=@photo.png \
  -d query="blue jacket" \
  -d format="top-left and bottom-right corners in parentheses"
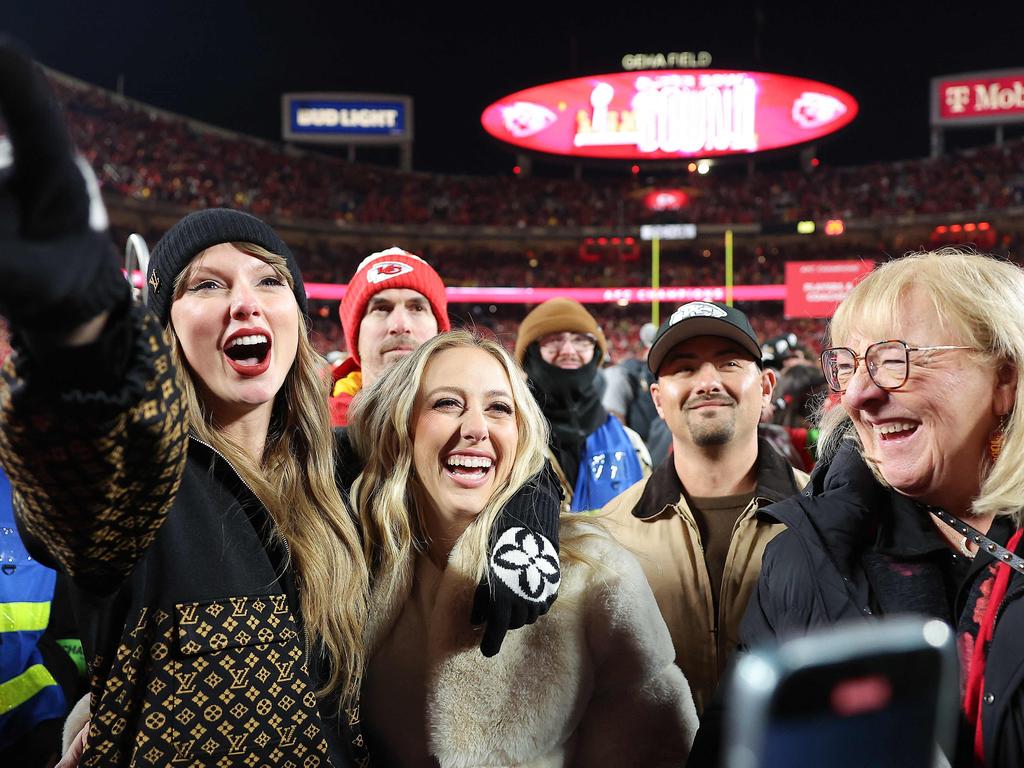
top-left (570, 414), bottom-right (645, 512)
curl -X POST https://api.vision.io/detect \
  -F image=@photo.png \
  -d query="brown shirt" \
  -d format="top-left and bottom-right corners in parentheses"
top-left (689, 492), bottom-right (756, 623)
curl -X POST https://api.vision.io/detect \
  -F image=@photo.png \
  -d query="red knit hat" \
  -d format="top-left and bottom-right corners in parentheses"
top-left (339, 247), bottom-right (450, 364)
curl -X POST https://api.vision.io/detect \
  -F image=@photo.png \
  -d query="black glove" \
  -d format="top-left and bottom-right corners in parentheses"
top-left (470, 464), bottom-right (562, 657)
top-left (0, 39), bottom-right (127, 333)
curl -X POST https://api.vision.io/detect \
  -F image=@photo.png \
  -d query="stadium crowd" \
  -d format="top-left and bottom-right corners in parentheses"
top-left (71, 70), bottom-right (1024, 366)
top-left (111, 218), bottom-right (849, 359)
top-left (56, 74), bottom-right (1024, 230)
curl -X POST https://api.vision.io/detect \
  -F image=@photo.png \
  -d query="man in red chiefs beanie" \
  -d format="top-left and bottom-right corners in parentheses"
top-left (330, 247), bottom-right (450, 426)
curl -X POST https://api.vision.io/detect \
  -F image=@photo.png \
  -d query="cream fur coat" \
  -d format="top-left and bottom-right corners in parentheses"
top-left (364, 522), bottom-right (699, 768)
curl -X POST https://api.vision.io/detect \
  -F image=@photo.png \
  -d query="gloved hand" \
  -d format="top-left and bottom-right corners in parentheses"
top-left (471, 465), bottom-right (562, 657)
top-left (0, 39), bottom-right (127, 333)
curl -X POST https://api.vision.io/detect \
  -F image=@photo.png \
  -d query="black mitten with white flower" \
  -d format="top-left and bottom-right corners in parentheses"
top-left (0, 39), bottom-right (128, 333)
top-left (470, 464), bottom-right (562, 657)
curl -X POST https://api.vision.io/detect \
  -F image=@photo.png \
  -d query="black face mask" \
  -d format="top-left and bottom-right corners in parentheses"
top-left (523, 343), bottom-right (607, 490)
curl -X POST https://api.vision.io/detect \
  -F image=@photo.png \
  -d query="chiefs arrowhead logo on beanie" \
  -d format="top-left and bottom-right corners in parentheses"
top-left (366, 261), bottom-right (414, 283)
top-left (339, 247), bottom-right (450, 365)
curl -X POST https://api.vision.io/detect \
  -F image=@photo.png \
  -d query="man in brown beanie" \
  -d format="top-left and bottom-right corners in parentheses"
top-left (515, 298), bottom-right (649, 512)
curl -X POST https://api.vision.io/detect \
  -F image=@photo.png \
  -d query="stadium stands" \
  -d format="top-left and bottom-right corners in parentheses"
top-left (55, 74), bottom-right (1024, 230)
top-left (53, 72), bottom-right (1024, 361)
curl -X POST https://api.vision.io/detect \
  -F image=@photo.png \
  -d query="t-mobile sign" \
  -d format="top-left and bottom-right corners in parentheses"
top-left (931, 69), bottom-right (1024, 127)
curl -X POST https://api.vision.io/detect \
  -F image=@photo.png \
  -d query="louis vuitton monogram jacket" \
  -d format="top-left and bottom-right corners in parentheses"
top-left (0, 304), bottom-right (363, 768)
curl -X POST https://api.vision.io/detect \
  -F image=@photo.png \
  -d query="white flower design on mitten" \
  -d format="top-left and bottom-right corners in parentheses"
top-left (490, 527), bottom-right (560, 603)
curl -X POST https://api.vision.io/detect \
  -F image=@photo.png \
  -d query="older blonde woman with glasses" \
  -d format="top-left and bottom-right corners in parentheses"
top-left (739, 248), bottom-right (1024, 767)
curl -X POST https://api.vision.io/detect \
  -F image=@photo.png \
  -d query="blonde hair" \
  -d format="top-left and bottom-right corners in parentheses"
top-left (171, 242), bottom-right (367, 699)
top-left (349, 330), bottom-right (595, 607)
top-left (819, 247), bottom-right (1024, 522)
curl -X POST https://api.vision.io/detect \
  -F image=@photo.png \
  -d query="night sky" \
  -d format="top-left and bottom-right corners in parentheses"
top-left (4, 1), bottom-right (1021, 175)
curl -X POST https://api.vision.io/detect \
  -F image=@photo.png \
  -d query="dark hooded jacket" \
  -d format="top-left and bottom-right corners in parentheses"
top-left (739, 441), bottom-right (1024, 768)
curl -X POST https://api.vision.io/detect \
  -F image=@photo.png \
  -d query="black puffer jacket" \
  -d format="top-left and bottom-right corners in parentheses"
top-left (740, 441), bottom-right (882, 641)
top-left (740, 441), bottom-right (1024, 768)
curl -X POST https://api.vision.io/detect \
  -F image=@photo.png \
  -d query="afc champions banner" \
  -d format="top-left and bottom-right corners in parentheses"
top-left (785, 261), bottom-right (875, 319)
top-left (481, 70), bottom-right (858, 160)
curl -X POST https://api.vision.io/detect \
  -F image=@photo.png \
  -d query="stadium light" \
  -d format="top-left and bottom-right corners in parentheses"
top-left (824, 219), bottom-right (845, 236)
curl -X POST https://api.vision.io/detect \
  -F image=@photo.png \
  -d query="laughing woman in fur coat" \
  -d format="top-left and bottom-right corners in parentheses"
top-left (348, 330), bottom-right (698, 768)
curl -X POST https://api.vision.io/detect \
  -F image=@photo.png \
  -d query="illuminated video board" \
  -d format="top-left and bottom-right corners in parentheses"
top-left (481, 70), bottom-right (857, 160)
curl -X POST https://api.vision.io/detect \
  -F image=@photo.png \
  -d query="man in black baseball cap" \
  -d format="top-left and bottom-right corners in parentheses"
top-left (601, 300), bottom-right (808, 715)
top-left (647, 300), bottom-right (764, 375)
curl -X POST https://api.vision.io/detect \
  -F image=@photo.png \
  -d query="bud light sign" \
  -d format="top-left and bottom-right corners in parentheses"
top-left (282, 92), bottom-right (412, 145)
top-left (481, 70), bottom-right (858, 159)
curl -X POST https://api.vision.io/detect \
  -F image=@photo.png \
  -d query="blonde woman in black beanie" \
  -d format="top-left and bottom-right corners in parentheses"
top-left (0, 42), bottom-right (561, 768)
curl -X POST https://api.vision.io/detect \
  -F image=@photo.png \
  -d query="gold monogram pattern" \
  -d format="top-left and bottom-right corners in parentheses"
top-left (0, 306), bottom-right (187, 584)
top-left (344, 704), bottom-right (371, 768)
top-left (82, 597), bottom-right (332, 767)
top-left (0, 308), bottom-right (347, 765)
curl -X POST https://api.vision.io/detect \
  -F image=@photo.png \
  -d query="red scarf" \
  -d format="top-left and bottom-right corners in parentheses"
top-left (963, 527), bottom-right (1024, 765)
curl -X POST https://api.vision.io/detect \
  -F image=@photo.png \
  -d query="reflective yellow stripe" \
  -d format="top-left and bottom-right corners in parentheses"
top-left (0, 601), bottom-right (51, 633)
top-left (0, 664), bottom-right (58, 715)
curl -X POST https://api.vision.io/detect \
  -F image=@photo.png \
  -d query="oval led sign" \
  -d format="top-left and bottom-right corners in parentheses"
top-left (481, 70), bottom-right (858, 160)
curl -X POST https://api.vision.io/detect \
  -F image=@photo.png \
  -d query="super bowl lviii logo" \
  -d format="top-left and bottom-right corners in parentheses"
top-left (481, 70), bottom-right (858, 160)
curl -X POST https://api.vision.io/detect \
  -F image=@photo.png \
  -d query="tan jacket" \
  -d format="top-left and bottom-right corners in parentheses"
top-left (601, 439), bottom-right (809, 714)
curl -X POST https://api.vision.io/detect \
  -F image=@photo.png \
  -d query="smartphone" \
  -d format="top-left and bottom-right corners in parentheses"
top-left (725, 618), bottom-right (958, 768)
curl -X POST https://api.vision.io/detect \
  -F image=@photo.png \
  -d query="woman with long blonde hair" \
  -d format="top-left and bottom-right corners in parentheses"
top-left (348, 330), bottom-right (698, 768)
top-left (15, 206), bottom-right (373, 767)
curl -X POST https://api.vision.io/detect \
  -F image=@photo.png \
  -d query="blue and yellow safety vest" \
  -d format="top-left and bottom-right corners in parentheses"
top-left (0, 469), bottom-right (67, 749)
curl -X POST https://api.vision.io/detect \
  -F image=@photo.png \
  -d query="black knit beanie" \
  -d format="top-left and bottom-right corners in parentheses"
top-left (147, 208), bottom-right (307, 326)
